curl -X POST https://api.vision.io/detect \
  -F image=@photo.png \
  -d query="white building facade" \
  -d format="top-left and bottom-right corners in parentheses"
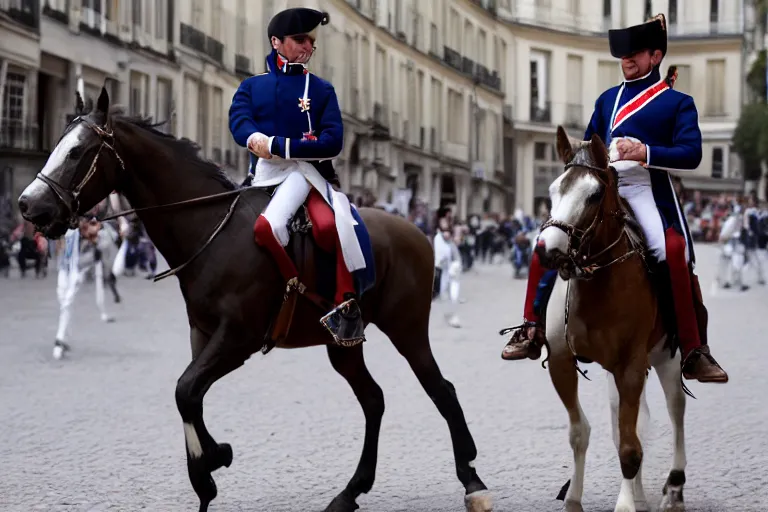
top-left (0, 0), bottom-right (746, 220)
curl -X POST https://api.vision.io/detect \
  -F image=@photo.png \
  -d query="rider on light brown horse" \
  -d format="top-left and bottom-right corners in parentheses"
top-left (500, 14), bottom-right (728, 384)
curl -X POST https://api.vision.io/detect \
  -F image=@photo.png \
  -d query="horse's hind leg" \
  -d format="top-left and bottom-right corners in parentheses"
top-left (609, 371), bottom-right (650, 511)
top-left (548, 349), bottom-right (590, 512)
top-left (176, 322), bottom-right (250, 512)
top-left (652, 349), bottom-right (687, 512)
top-left (612, 364), bottom-right (647, 512)
top-left (391, 331), bottom-right (491, 512)
top-left (324, 344), bottom-right (385, 512)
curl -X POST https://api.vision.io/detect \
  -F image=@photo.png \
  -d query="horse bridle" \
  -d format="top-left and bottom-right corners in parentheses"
top-left (35, 117), bottom-right (125, 229)
top-left (539, 161), bottom-right (639, 278)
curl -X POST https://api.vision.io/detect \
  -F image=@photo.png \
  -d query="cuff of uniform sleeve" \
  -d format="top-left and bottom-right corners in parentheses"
top-left (646, 145), bottom-right (651, 166)
top-left (267, 136), bottom-right (275, 156)
top-left (270, 137), bottom-right (291, 159)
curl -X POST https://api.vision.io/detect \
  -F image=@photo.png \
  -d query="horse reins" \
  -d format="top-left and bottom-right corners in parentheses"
top-left (36, 117), bottom-right (246, 282)
top-left (540, 161), bottom-right (640, 279)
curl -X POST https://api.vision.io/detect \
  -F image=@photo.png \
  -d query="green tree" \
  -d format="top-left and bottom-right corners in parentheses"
top-left (733, 103), bottom-right (767, 181)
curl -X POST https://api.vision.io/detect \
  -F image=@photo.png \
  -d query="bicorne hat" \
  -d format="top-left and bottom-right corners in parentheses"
top-left (608, 14), bottom-right (667, 59)
top-left (267, 8), bottom-right (330, 41)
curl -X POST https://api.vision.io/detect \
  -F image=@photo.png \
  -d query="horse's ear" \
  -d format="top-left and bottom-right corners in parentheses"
top-left (74, 91), bottom-right (85, 115)
top-left (555, 125), bottom-right (574, 164)
top-left (588, 133), bottom-right (609, 170)
top-left (96, 86), bottom-right (110, 116)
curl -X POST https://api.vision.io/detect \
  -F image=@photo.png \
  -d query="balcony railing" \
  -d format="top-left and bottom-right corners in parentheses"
top-left (235, 54), bottom-right (252, 76)
top-left (462, 56), bottom-right (475, 75)
top-left (443, 46), bottom-right (462, 71)
top-left (530, 101), bottom-right (552, 124)
top-left (0, 121), bottom-right (40, 152)
top-left (42, 0), bottom-right (68, 24)
top-left (565, 103), bottom-right (583, 129)
top-left (180, 23), bottom-right (206, 53)
top-left (180, 23), bottom-right (225, 65)
top-left (1, 0), bottom-right (40, 30)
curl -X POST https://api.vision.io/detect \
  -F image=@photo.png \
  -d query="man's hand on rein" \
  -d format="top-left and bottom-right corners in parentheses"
top-left (615, 138), bottom-right (648, 163)
top-left (248, 133), bottom-right (272, 160)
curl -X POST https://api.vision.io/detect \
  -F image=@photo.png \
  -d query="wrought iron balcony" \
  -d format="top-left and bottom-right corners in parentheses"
top-left (235, 54), bottom-right (252, 76)
top-left (2, 0), bottom-right (40, 30)
top-left (530, 101), bottom-right (552, 124)
top-left (42, 0), bottom-right (68, 24)
top-left (443, 46), bottom-right (462, 71)
top-left (180, 23), bottom-right (206, 53)
top-left (0, 121), bottom-right (40, 152)
top-left (565, 103), bottom-right (583, 129)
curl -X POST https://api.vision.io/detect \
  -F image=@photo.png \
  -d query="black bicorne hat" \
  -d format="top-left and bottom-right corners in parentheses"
top-left (608, 14), bottom-right (667, 59)
top-left (267, 8), bottom-right (330, 40)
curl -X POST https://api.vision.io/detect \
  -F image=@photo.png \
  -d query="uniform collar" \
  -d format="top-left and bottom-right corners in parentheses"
top-left (622, 67), bottom-right (662, 90)
top-left (267, 49), bottom-right (309, 76)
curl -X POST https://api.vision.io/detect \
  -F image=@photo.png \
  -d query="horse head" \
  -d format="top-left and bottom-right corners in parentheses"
top-left (536, 125), bottom-right (625, 279)
top-left (18, 87), bottom-right (122, 238)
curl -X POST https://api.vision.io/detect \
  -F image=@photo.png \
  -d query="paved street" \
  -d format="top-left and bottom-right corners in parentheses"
top-left (1, 244), bottom-right (766, 512)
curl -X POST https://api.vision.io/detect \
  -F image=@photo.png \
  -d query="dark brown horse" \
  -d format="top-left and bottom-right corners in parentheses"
top-left (533, 127), bottom-right (687, 512)
top-left (17, 89), bottom-right (493, 512)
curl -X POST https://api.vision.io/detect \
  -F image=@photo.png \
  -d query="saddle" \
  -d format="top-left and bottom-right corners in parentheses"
top-left (255, 187), bottom-right (375, 352)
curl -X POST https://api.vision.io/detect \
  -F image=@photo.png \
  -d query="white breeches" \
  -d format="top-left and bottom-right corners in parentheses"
top-left (614, 161), bottom-right (689, 263)
top-left (261, 171), bottom-right (311, 247)
top-left (56, 262), bottom-right (108, 342)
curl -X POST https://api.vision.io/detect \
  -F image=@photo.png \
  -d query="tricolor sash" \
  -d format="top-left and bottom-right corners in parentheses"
top-left (609, 78), bottom-right (670, 132)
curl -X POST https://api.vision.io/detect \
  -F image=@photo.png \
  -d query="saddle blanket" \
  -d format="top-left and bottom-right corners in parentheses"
top-left (252, 158), bottom-right (375, 297)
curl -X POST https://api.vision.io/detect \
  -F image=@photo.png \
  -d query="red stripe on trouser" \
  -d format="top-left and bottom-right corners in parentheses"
top-left (664, 227), bottom-right (701, 358)
top-left (254, 215), bottom-right (299, 281)
top-left (335, 236), bottom-right (355, 305)
top-left (523, 251), bottom-right (547, 322)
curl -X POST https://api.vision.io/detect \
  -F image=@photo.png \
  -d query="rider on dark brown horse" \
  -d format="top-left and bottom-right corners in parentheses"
top-left (229, 7), bottom-right (366, 345)
top-left (500, 14), bottom-right (728, 384)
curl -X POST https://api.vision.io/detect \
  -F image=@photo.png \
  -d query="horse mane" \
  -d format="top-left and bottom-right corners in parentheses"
top-left (109, 105), bottom-right (239, 191)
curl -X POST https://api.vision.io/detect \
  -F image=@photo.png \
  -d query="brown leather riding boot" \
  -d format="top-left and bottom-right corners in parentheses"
top-left (501, 322), bottom-right (546, 360)
top-left (682, 274), bottom-right (728, 383)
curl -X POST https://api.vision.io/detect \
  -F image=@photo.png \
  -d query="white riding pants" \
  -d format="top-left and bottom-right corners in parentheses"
top-left (262, 171), bottom-right (311, 247)
top-left (56, 261), bottom-right (109, 342)
top-left (613, 161), bottom-right (689, 263)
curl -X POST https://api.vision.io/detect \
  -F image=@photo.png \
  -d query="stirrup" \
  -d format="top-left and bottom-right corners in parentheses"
top-left (320, 298), bottom-right (366, 347)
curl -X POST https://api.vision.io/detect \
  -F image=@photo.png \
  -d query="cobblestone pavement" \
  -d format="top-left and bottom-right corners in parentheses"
top-left (1, 245), bottom-right (766, 512)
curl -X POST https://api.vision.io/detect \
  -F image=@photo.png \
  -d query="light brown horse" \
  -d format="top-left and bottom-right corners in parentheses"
top-left (534, 127), bottom-right (687, 512)
top-left (16, 89), bottom-right (493, 512)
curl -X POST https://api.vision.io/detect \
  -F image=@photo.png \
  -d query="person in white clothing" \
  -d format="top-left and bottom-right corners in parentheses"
top-left (53, 216), bottom-right (115, 360)
top-left (434, 228), bottom-right (462, 328)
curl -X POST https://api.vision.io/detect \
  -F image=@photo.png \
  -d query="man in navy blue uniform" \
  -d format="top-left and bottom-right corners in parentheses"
top-left (229, 7), bottom-right (367, 345)
top-left (500, 14), bottom-right (728, 383)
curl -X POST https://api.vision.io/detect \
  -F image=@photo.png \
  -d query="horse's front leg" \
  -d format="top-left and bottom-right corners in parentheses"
top-left (176, 321), bottom-right (252, 512)
top-left (652, 348), bottom-right (687, 512)
top-left (609, 370), bottom-right (650, 512)
top-left (612, 362), bottom-right (647, 512)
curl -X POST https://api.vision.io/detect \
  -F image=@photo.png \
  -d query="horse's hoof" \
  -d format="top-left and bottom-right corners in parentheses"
top-left (465, 490), bottom-right (493, 512)
top-left (660, 492), bottom-right (685, 512)
top-left (563, 500), bottom-right (584, 512)
top-left (324, 492), bottom-right (359, 512)
top-left (215, 443), bottom-right (233, 469)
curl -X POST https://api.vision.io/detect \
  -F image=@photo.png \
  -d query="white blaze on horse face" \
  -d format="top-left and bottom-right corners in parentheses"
top-left (539, 171), bottom-right (601, 255)
top-left (21, 124), bottom-right (88, 200)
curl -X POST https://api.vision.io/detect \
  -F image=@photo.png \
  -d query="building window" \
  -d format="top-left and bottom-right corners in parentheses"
top-left (710, 0), bottom-right (719, 23)
top-left (669, 0), bottom-right (678, 25)
top-left (236, 0), bottom-right (247, 54)
top-left (644, 0), bottom-right (652, 20)
top-left (156, 78), bottom-right (173, 133)
top-left (603, 0), bottom-right (611, 18)
top-left (192, 0), bottom-right (204, 29)
top-left (712, 147), bottom-right (723, 178)
top-left (155, 0), bottom-right (166, 39)
top-left (212, 87), bottom-right (223, 160)
top-left (129, 71), bottom-right (148, 116)
top-left (669, 64), bottom-right (691, 95)
top-left (210, 0), bottom-right (222, 39)
top-left (132, 0), bottom-right (142, 29)
top-left (705, 59), bottom-right (726, 116)
top-left (2, 72), bottom-right (26, 123)
top-left (447, 89), bottom-right (463, 143)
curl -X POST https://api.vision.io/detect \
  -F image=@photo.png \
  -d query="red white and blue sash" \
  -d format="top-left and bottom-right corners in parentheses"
top-left (609, 78), bottom-right (670, 132)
